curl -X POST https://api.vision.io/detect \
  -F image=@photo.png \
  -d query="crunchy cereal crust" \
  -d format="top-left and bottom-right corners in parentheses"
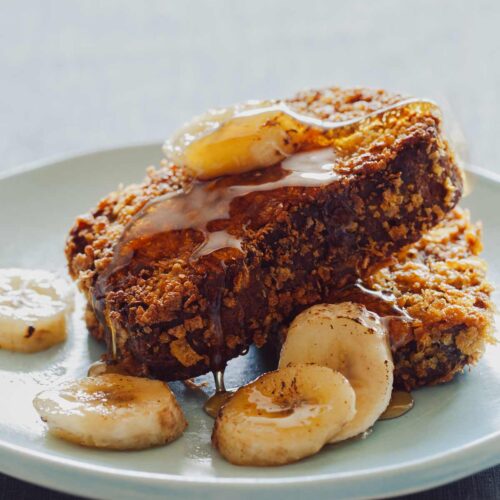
top-left (66, 87), bottom-right (464, 381)
top-left (366, 208), bottom-right (494, 389)
top-left (275, 208), bottom-right (494, 390)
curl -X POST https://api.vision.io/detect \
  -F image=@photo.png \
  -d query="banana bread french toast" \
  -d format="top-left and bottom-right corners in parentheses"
top-left (66, 87), bottom-right (464, 382)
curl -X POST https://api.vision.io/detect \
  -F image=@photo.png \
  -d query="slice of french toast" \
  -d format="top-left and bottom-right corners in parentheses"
top-left (275, 208), bottom-right (494, 390)
top-left (66, 87), bottom-right (464, 381)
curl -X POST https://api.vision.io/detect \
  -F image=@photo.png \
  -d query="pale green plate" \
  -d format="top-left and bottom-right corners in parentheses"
top-left (0, 145), bottom-right (498, 500)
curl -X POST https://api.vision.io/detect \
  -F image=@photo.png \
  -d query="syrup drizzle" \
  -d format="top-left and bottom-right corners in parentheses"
top-left (330, 280), bottom-right (414, 351)
top-left (167, 98), bottom-right (438, 179)
top-left (200, 283), bottom-right (417, 420)
top-left (98, 148), bottom-right (339, 274)
top-left (236, 98), bottom-right (435, 134)
top-left (203, 369), bottom-right (234, 418)
top-left (93, 98), bottom-right (437, 367)
top-left (332, 280), bottom-right (410, 318)
top-left (109, 323), bottom-right (117, 360)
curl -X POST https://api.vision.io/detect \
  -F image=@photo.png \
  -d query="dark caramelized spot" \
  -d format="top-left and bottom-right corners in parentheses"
top-left (24, 325), bottom-right (35, 338)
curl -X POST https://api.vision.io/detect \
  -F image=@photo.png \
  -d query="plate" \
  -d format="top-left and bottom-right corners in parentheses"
top-left (0, 145), bottom-right (498, 500)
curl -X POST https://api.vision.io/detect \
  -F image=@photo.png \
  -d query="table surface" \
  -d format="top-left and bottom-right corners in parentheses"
top-left (0, 1), bottom-right (498, 498)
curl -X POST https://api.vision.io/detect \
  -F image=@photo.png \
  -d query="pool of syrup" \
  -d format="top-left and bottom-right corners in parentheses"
top-left (379, 391), bottom-right (414, 420)
top-left (202, 371), bottom-right (415, 422)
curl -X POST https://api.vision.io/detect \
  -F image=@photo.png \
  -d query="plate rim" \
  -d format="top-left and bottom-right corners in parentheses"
top-left (0, 141), bottom-right (161, 182)
top-left (0, 145), bottom-right (499, 499)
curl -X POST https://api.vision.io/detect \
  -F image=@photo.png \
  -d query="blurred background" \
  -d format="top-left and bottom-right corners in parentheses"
top-left (1, 0), bottom-right (499, 172)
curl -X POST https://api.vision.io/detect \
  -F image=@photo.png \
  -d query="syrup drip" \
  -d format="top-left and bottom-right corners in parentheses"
top-left (331, 280), bottom-right (414, 351)
top-left (332, 280), bottom-right (410, 318)
top-left (109, 324), bottom-right (117, 360)
top-left (93, 99), bottom-right (436, 367)
top-left (379, 390), bottom-right (414, 420)
top-left (203, 369), bottom-right (235, 418)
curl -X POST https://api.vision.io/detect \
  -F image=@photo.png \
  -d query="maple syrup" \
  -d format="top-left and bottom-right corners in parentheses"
top-left (379, 390), bottom-right (414, 420)
top-left (203, 369), bottom-right (234, 418)
top-left (165, 98), bottom-right (438, 179)
top-left (330, 280), bottom-right (414, 351)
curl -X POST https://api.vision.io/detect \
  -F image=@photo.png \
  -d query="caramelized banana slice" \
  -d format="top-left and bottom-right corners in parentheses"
top-left (212, 364), bottom-right (355, 466)
top-left (163, 101), bottom-right (298, 179)
top-left (0, 268), bottom-right (72, 352)
top-left (280, 303), bottom-right (394, 442)
top-left (33, 374), bottom-right (187, 450)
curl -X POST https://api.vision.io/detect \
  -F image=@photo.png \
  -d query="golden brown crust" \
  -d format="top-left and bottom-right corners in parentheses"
top-left (66, 86), bottom-right (464, 381)
top-left (367, 208), bottom-right (495, 389)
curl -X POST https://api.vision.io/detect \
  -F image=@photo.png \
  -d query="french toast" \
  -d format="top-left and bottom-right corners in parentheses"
top-left (66, 87), bottom-right (464, 382)
top-left (275, 208), bottom-right (494, 390)
top-left (380, 209), bottom-right (494, 389)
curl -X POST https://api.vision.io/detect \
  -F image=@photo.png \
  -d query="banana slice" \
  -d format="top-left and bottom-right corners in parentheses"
top-left (0, 268), bottom-right (73, 353)
top-left (212, 364), bottom-right (355, 466)
top-left (163, 101), bottom-right (298, 179)
top-left (33, 374), bottom-right (187, 450)
top-left (279, 302), bottom-right (394, 443)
